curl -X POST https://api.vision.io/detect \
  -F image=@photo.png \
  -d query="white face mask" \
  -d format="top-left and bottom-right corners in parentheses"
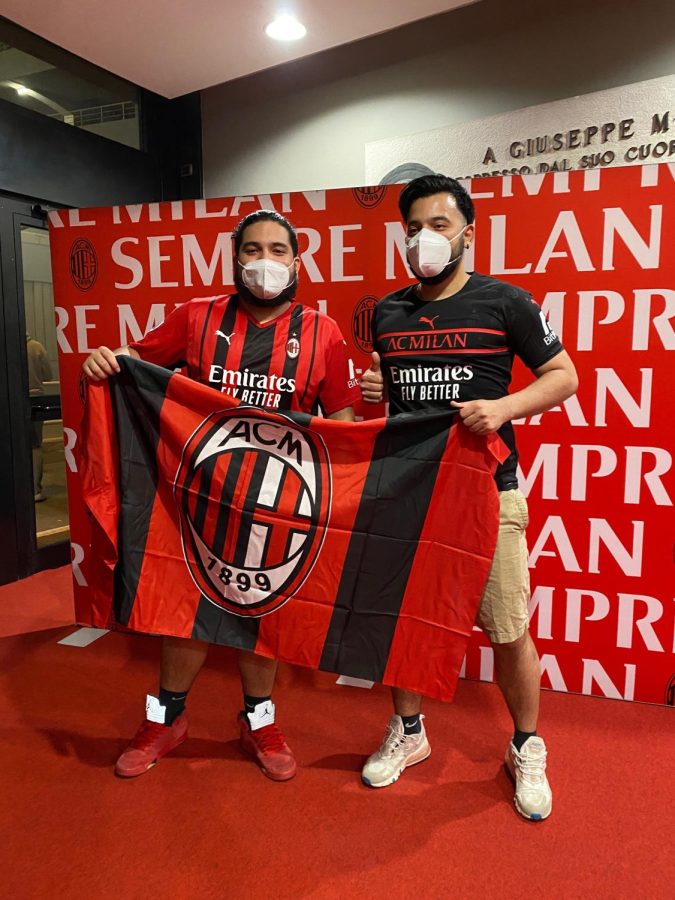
top-left (405, 225), bottom-right (469, 279)
top-left (239, 258), bottom-right (295, 300)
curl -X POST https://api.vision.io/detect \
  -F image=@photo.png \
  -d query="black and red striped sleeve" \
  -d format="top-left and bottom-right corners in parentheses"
top-left (128, 302), bottom-right (190, 368)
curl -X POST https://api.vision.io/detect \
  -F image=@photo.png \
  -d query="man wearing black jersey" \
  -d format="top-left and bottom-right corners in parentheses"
top-left (360, 174), bottom-right (578, 821)
top-left (83, 210), bottom-right (358, 782)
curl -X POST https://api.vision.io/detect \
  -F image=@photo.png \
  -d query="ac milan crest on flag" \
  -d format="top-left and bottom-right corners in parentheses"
top-left (174, 407), bottom-right (331, 617)
top-left (80, 357), bottom-right (508, 702)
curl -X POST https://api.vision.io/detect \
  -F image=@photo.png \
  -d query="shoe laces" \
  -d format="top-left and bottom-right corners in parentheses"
top-left (251, 723), bottom-right (287, 754)
top-left (129, 720), bottom-right (169, 751)
top-left (513, 743), bottom-right (547, 784)
top-left (380, 724), bottom-right (410, 756)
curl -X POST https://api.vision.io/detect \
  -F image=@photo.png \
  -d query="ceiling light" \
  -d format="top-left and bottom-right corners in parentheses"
top-left (15, 85), bottom-right (29, 96)
top-left (265, 13), bottom-right (307, 41)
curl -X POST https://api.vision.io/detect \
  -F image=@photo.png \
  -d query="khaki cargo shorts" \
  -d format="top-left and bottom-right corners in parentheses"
top-left (476, 488), bottom-right (530, 644)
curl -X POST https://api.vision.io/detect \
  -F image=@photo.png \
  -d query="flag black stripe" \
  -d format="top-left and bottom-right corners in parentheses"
top-left (318, 412), bottom-right (451, 682)
top-left (191, 598), bottom-right (261, 648)
top-left (111, 358), bottom-right (172, 625)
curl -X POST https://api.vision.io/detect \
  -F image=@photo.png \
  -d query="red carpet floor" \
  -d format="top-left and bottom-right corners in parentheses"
top-left (0, 572), bottom-right (673, 898)
top-left (0, 565), bottom-right (74, 637)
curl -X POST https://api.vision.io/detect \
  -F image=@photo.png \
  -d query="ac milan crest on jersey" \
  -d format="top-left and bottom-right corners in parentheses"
top-left (174, 408), bottom-right (331, 617)
top-left (285, 336), bottom-right (300, 359)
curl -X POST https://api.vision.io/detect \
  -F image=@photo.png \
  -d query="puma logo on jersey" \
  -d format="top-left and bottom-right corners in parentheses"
top-left (419, 315), bottom-right (439, 329)
top-left (216, 330), bottom-right (235, 345)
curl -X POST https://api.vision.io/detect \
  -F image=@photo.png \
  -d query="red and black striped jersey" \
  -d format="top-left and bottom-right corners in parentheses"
top-left (129, 294), bottom-right (359, 416)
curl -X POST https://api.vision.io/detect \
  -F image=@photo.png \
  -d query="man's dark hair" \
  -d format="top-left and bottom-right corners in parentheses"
top-left (398, 174), bottom-right (475, 225)
top-left (233, 209), bottom-right (299, 256)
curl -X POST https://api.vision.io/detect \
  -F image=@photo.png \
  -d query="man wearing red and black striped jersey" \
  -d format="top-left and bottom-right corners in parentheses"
top-left (83, 210), bottom-right (359, 781)
top-left (130, 282), bottom-right (354, 416)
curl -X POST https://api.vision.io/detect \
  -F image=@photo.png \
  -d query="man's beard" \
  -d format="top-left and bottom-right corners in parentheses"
top-left (234, 271), bottom-right (299, 308)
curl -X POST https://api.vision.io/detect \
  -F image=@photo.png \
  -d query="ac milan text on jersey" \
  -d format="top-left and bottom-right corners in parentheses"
top-left (130, 293), bottom-right (358, 415)
top-left (371, 273), bottom-right (565, 489)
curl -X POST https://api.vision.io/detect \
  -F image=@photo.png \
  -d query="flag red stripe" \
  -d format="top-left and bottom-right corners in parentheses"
top-left (254, 417), bottom-right (384, 667)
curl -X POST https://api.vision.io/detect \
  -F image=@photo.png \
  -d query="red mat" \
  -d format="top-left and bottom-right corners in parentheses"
top-left (0, 565), bottom-right (74, 637)
top-left (0, 625), bottom-right (673, 899)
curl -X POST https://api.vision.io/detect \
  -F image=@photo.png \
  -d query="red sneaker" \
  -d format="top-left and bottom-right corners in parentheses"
top-left (115, 697), bottom-right (188, 777)
top-left (238, 713), bottom-right (297, 781)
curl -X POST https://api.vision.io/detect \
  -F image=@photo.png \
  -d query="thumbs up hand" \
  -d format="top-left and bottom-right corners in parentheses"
top-left (360, 351), bottom-right (385, 404)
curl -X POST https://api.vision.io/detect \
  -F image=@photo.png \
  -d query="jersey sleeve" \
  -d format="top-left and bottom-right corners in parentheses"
top-left (128, 302), bottom-right (190, 368)
top-left (504, 289), bottom-right (564, 370)
top-left (317, 320), bottom-right (360, 416)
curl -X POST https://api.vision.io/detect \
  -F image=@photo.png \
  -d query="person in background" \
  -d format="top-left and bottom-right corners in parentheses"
top-left (26, 333), bottom-right (52, 502)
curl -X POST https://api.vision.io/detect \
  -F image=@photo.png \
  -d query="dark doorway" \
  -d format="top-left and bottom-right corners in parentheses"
top-left (0, 195), bottom-right (68, 582)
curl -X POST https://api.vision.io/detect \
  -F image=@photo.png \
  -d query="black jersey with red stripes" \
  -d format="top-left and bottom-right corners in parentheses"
top-left (371, 272), bottom-right (564, 488)
top-left (129, 294), bottom-right (359, 416)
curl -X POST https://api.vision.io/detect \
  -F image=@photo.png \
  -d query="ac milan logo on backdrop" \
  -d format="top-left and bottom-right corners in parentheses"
top-left (69, 238), bottom-right (98, 290)
top-left (666, 674), bottom-right (675, 706)
top-left (352, 295), bottom-right (378, 353)
top-left (352, 186), bottom-right (387, 209)
top-left (174, 408), bottom-right (331, 617)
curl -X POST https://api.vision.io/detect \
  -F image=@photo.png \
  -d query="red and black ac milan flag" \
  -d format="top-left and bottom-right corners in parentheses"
top-left (80, 357), bottom-right (508, 702)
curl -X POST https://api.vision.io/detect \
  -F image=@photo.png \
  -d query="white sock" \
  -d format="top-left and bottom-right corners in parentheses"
top-left (246, 700), bottom-right (275, 731)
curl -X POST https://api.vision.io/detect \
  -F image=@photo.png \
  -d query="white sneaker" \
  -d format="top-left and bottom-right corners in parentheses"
top-left (362, 715), bottom-right (431, 788)
top-left (505, 736), bottom-right (552, 821)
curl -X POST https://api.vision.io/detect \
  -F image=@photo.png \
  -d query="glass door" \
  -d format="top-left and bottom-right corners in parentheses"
top-left (21, 225), bottom-right (69, 549)
top-left (0, 196), bottom-right (69, 583)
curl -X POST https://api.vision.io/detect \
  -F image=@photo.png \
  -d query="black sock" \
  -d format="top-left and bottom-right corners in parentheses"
top-left (513, 729), bottom-right (537, 752)
top-left (244, 694), bottom-right (272, 715)
top-left (401, 714), bottom-right (422, 735)
top-left (158, 687), bottom-right (188, 725)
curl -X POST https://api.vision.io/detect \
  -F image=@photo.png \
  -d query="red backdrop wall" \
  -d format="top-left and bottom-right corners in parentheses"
top-left (49, 164), bottom-right (675, 705)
